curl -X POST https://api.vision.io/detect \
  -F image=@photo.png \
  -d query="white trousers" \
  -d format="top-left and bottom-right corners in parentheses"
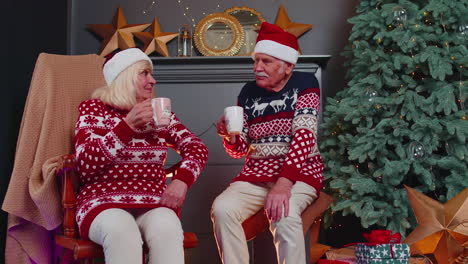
top-left (211, 181), bottom-right (317, 264)
top-left (88, 207), bottom-right (184, 264)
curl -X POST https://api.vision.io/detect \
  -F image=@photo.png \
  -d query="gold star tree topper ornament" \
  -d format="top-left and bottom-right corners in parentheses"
top-left (87, 7), bottom-right (150, 56)
top-left (403, 185), bottom-right (468, 263)
top-left (274, 4), bottom-right (313, 38)
top-left (133, 18), bottom-right (178, 57)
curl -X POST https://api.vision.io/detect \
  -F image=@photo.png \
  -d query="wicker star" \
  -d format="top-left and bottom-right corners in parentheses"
top-left (87, 7), bottom-right (150, 56)
top-left (133, 18), bottom-right (178, 57)
top-left (274, 4), bottom-right (312, 38)
top-left (403, 185), bottom-right (468, 263)
top-left (310, 243), bottom-right (331, 263)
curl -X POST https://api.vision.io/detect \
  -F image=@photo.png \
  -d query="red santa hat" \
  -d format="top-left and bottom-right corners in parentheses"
top-left (102, 48), bottom-right (153, 86)
top-left (252, 22), bottom-right (299, 64)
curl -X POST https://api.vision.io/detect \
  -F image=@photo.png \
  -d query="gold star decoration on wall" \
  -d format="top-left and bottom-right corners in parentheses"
top-left (87, 7), bottom-right (150, 56)
top-left (403, 185), bottom-right (468, 263)
top-left (273, 4), bottom-right (313, 54)
top-left (274, 4), bottom-right (313, 38)
top-left (133, 18), bottom-right (178, 57)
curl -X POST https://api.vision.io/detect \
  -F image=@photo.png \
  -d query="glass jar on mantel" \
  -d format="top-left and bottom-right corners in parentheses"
top-left (178, 24), bottom-right (193, 57)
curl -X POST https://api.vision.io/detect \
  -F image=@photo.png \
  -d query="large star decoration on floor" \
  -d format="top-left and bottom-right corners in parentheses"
top-left (274, 4), bottom-right (313, 39)
top-left (87, 7), bottom-right (150, 56)
top-left (133, 18), bottom-right (178, 57)
top-left (403, 185), bottom-right (468, 263)
top-left (308, 218), bottom-right (331, 263)
top-left (310, 243), bottom-right (331, 263)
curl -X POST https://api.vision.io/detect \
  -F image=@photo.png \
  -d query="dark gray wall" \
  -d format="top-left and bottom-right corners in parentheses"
top-left (69, 0), bottom-right (358, 100)
top-left (0, 0), bottom-right (360, 262)
top-left (1, 0), bottom-right (68, 261)
top-left (68, 1), bottom-right (359, 263)
top-left (0, 1), bottom-right (361, 263)
top-left (143, 56), bottom-right (325, 263)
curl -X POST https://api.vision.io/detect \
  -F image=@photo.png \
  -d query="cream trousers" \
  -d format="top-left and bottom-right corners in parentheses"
top-left (88, 207), bottom-right (184, 264)
top-left (211, 181), bottom-right (317, 264)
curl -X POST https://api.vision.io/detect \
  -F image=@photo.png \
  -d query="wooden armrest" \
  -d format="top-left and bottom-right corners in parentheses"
top-left (55, 234), bottom-right (104, 259)
top-left (301, 192), bottom-right (333, 235)
top-left (57, 154), bottom-right (79, 238)
top-left (242, 209), bottom-right (269, 241)
top-left (165, 161), bottom-right (182, 177)
top-left (183, 232), bottom-right (198, 248)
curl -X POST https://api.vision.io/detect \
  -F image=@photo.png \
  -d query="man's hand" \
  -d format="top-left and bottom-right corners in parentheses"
top-left (265, 177), bottom-right (293, 222)
top-left (124, 99), bottom-right (153, 130)
top-left (160, 179), bottom-right (188, 210)
top-left (216, 115), bottom-right (236, 144)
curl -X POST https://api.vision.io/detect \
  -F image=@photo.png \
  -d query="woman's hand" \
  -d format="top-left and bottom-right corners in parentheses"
top-left (124, 99), bottom-right (153, 130)
top-left (160, 179), bottom-right (188, 210)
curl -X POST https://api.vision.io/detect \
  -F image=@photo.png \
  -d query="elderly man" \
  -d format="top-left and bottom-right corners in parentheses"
top-left (211, 22), bottom-right (324, 264)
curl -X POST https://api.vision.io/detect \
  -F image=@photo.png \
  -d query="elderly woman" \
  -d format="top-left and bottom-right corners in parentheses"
top-left (74, 48), bottom-right (208, 264)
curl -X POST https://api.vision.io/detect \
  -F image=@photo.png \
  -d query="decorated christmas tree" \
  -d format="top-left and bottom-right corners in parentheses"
top-left (320, 0), bottom-right (467, 236)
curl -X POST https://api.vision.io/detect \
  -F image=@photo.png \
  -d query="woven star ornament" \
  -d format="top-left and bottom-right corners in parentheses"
top-left (274, 4), bottom-right (312, 37)
top-left (309, 218), bottom-right (331, 263)
top-left (88, 7), bottom-right (150, 56)
top-left (273, 4), bottom-right (312, 54)
top-left (403, 185), bottom-right (468, 263)
top-left (133, 18), bottom-right (178, 57)
top-left (310, 243), bottom-right (331, 263)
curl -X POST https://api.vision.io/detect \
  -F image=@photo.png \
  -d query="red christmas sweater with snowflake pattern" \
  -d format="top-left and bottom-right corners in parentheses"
top-left (74, 99), bottom-right (208, 239)
top-left (224, 71), bottom-right (324, 192)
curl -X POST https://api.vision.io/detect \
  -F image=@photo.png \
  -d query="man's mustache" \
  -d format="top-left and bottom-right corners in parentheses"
top-left (255, 72), bottom-right (269, 77)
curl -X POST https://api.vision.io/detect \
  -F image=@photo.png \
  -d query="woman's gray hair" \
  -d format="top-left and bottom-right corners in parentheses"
top-left (92, 60), bottom-right (152, 110)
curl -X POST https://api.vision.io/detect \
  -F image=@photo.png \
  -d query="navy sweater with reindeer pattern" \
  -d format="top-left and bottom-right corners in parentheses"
top-left (223, 71), bottom-right (324, 192)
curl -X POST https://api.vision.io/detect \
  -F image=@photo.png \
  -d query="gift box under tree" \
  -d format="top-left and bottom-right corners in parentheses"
top-left (354, 230), bottom-right (410, 264)
top-left (355, 243), bottom-right (410, 264)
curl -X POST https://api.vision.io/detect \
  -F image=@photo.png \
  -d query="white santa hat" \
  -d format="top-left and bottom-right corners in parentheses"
top-left (102, 48), bottom-right (153, 86)
top-left (252, 22), bottom-right (299, 65)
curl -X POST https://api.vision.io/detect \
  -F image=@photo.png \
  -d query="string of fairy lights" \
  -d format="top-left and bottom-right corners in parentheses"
top-left (141, 0), bottom-right (156, 15)
top-left (141, 0), bottom-right (225, 28)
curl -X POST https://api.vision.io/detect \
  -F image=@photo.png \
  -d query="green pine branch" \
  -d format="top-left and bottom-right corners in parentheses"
top-left (319, 0), bottom-right (468, 237)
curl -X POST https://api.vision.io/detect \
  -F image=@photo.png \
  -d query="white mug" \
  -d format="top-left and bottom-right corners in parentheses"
top-left (224, 106), bottom-right (243, 135)
top-left (151, 97), bottom-right (171, 127)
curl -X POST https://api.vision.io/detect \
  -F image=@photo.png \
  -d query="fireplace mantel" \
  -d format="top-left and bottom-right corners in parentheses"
top-left (151, 55), bottom-right (331, 83)
top-left (149, 55), bottom-right (331, 263)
